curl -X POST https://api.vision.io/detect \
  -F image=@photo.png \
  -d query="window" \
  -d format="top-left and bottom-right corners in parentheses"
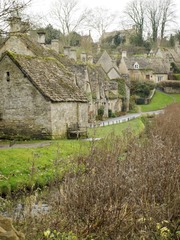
top-left (6, 72), bottom-right (10, 82)
top-left (134, 62), bottom-right (139, 69)
top-left (146, 75), bottom-right (150, 80)
top-left (0, 113), bottom-right (2, 121)
top-left (157, 76), bottom-right (163, 82)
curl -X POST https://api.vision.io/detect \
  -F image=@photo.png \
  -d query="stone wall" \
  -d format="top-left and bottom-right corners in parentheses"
top-left (0, 215), bottom-right (25, 240)
top-left (163, 87), bottom-right (180, 93)
top-left (51, 102), bottom-right (88, 138)
top-left (107, 68), bottom-right (120, 80)
top-left (0, 56), bottom-right (52, 139)
top-left (0, 36), bottom-right (35, 57)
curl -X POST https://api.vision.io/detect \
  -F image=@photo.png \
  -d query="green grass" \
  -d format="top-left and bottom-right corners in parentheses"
top-left (0, 118), bottom-right (144, 195)
top-left (171, 93), bottom-right (180, 102)
top-left (140, 91), bottom-right (180, 112)
top-left (0, 140), bottom-right (89, 195)
top-left (88, 118), bottom-right (144, 138)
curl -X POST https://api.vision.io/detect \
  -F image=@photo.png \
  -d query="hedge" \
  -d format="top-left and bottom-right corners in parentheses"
top-left (158, 80), bottom-right (180, 88)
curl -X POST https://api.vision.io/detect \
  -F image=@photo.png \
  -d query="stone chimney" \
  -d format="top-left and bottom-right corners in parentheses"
top-left (51, 39), bottom-right (59, 53)
top-left (88, 55), bottom-right (93, 64)
top-left (122, 51), bottom-right (127, 58)
top-left (37, 31), bottom-right (46, 45)
top-left (64, 46), bottom-right (71, 57)
top-left (81, 52), bottom-right (87, 63)
top-left (8, 16), bottom-right (22, 35)
top-left (69, 49), bottom-right (77, 61)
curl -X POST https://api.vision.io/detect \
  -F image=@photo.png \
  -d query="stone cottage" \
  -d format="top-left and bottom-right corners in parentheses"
top-left (119, 51), bottom-right (170, 83)
top-left (0, 15), bottom-right (130, 139)
top-left (0, 50), bottom-right (88, 139)
top-left (154, 42), bottom-right (180, 70)
top-left (0, 17), bottom-right (88, 139)
top-left (96, 50), bottom-right (130, 112)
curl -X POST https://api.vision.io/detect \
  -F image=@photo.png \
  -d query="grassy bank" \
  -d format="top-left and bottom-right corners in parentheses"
top-left (0, 118), bottom-right (144, 196)
top-left (140, 91), bottom-right (180, 112)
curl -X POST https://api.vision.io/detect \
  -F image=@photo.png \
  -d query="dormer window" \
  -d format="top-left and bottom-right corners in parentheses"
top-left (6, 72), bottom-right (10, 82)
top-left (134, 62), bottom-right (139, 69)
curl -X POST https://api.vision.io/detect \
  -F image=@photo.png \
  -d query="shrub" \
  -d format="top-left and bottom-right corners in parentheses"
top-left (108, 109), bottom-right (113, 118)
top-left (14, 104), bottom-right (180, 239)
top-left (46, 103), bottom-right (180, 239)
top-left (135, 97), bottom-right (146, 105)
top-left (97, 106), bottom-right (104, 120)
top-left (172, 74), bottom-right (180, 80)
top-left (130, 79), bottom-right (155, 98)
top-left (158, 80), bottom-right (180, 88)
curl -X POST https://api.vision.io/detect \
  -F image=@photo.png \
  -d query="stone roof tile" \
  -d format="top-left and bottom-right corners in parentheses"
top-left (6, 52), bottom-right (87, 102)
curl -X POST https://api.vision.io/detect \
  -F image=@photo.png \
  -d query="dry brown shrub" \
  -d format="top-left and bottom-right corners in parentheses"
top-left (18, 104), bottom-right (180, 240)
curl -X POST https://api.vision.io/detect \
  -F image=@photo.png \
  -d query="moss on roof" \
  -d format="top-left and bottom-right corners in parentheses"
top-left (5, 51), bottom-right (87, 102)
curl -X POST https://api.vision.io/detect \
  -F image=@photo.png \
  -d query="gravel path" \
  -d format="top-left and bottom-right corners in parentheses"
top-left (0, 141), bottom-right (52, 149)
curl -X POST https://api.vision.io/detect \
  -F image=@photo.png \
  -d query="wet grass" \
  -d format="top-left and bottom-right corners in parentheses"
top-left (0, 118), bottom-right (144, 196)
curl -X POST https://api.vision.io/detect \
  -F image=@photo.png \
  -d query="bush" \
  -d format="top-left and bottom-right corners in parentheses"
top-left (14, 104), bottom-right (180, 239)
top-left (158, 80), bottom-right (180, 88)
top-left (135, 97), bottom-right (146, 105)
top-left (47, 104), bottom-right (180, 239)
top-left (108, 109), bottom-right (113, 118)
top-left (97, 106), bottom-right (104, 120)
top-left (130, 79), bottom-right (155, 98)
top-left (172, 74), bottom-right (180, 80)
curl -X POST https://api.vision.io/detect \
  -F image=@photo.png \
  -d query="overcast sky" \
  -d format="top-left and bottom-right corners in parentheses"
top-left (29, 0), bottom-right (180, 40)
top-left (30, 0), bottom-right (180, 18)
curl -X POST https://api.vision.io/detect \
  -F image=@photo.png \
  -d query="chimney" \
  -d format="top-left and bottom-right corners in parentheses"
top-left (37, 31), bottom-right (46, 44)
top-left (88, 55), bottom-right (93, 64)
top-left (69, 49), bottom-right (77, 61)
top-left (64, 46), bottom-right (71, 57)
top-left (122, 51), bottom-right (127, 58)
top-left (8, 16), bottom-right (22, 35)
top-left (51, 39), bottom-right (59, 53)
top-left (81, 52), bottom-right (87, 63)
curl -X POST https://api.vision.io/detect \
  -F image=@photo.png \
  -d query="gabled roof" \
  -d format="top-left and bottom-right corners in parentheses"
top-left (123, 56), bottom-right (170, 73)
top-left (0, 34), bottom-right (74, 67)
top-left (2, 51), bottom-right (87, 102)
top-left (96, 50), bottom-right (118, 73)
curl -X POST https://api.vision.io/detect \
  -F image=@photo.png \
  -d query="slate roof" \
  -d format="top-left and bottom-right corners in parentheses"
top-left (3, 51), bottom-right (87, 102)
top-left (124, 56), bottom-right (170, 73)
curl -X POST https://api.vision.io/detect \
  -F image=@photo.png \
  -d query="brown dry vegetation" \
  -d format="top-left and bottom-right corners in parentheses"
top-left (16, 104), bottom-right (180, 240)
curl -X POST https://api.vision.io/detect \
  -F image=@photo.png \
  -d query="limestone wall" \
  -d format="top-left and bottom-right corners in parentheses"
top-left (0, 55), bottom-right (52, 139)
top-left (0, 215), bottom-right (25, 240)
top-left (107, 68), bottom-right (120, 80)
top-left (164, 87), bottom-right (180, 93)
top-left (51, 102), bottom-right (88, 138)
top-left (0, 36), bottom-right (35, 57)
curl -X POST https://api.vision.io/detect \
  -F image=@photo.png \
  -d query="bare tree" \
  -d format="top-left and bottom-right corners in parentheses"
top-left (50, 0), bottom-right (88, 45)
top-left (160, 0), bottom-right (176, 40)
top-left (146, 0), bottom-right (176, 44)
top-left (124, 0), bottom-right (146, 45)
top-left (0, 0), bottom-right (31, 34)
top-left (85, 7), bottom-right (117, 39)
top-left (146, 0), bottom-right (162, 43)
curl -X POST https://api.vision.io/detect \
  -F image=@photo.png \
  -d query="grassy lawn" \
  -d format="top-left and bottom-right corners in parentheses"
top-left (0, 118), bottom-right (144, 196)
top-left (140, 91), bottom-right (180, 112)
top-left (0, 140), bottom-right (89, 195)
top-left (171, 93), bottom-right (180, 102)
